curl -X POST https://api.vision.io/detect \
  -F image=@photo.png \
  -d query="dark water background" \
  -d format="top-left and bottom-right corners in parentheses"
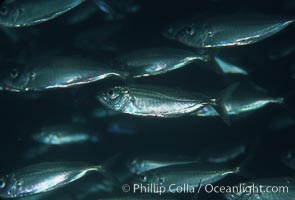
top-left (0, 0), bottom-right (294, 199)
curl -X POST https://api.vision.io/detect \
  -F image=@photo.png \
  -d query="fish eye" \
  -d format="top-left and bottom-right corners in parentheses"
top-left (107, 89), bottom-right (114, 96)
top-left (140, 174), bottom-right (147, 183)
top-left (0, 6), bottom-right (8, 16)
top-left (0, 178), bottom-right (5, 189)
top-left (185, 25), bottom-right (194, 35)
top-left (10, 68), bottom-right (19, 79)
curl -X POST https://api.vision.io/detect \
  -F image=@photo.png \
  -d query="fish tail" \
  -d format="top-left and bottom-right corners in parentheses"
top-left (211, 83), bottom-right (240, 125)
top-left (274, 97), bottom-right (284, 104)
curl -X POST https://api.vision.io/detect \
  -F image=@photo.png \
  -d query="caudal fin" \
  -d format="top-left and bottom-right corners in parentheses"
top-left (212, 83), bottom-right (240, 125)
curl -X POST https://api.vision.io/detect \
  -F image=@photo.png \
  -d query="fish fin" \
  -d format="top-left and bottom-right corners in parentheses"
top-left (275, 97), bottom-right (284, 104)
top-left (212, 83), bottom-right (240, 125)
top-left (214, 56), bottom-right (248, 75)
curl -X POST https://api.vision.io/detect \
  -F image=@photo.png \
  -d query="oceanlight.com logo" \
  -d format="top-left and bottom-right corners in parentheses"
top-left (121, 183), bottom-right (289, 196)
top-left (213, 183), bottom-right (289, 196)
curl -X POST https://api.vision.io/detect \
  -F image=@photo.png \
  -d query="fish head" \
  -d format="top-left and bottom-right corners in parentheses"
top-left (175, 23), bottom-right (208, 48)
top-left (0, 176), bottom-right (9, 198)
top-left (97, 86), bottom-right (131, 112)
top-left (0, 62), bottom-right (29, 92)
top-left (32, 131), bottom-right (52, 144)
top-left (0, 174), bottom-right (17, 198)
top-left (128, 157), bottom-right (143, 174)
top-left (0, 2), bottom-right (23, 27)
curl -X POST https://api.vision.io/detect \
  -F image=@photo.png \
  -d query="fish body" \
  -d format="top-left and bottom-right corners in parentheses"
top-left (0, 0), bottom-right (86, 27)
top-left (97, 85), bottom-right (211, 118)
top-left (32, 124), bottom-right (99, 145)
top-left (130, 163), bottom-right (239, 193)
top-left (0, 162), bottom-right (102, 198)
top-left (97, 84), bottom-right (238, 125)
top-left (127, 155), bottom-right (200, 174)
top-left (0, 56), bottom-right (125, 92)
top-left (164, 15), bottom-right (294, 48)
top-left (114, 48), bottom-right (207, 78)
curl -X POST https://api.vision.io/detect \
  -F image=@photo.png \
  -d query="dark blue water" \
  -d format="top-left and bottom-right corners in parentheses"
top-left (0, 0), bottom-right (294, 199)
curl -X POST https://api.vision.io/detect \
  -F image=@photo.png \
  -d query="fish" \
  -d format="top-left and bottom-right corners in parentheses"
top-left (163, 14), bottom-right (294, 48)
top-left (0, 0), bottom-right (86, 27)
top-left (0, 56), bottom-right (126, 92)
top-left (129, 163), bottom-right (240, 193)
top-left (193, 95), bottom-right (284, 117)
top-left (97, 84), bottom-right (239, 124)
top-left (0, 162), bottom-right (104, 198)
top-left (32, 124), bottom-right (99, 145)
top-left (113, 48), bottom-right (210, 78)
top-left (282, 149), bottom-right (295, 170)
top-left (127, 154), bottom-right (200, 174)
top-left (224, 177), bottom-right (295, 200)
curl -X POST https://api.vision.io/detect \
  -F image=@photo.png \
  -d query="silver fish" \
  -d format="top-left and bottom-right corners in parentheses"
top-left (225, 177), bottom-right (294, 200)
top-left (0, 0), bottom-right (86, 27)
top-left (163, 15), bottom-right (294, 48)
top-left (0, 162), bottom-right (103, 198)
top-left (130, 163), bottom-right (240, 193)
top-left (0, 56), bottom-right (125, 92)
top-left (114, 48), bottom-right (209, 78)
top-left (32, 124), bottom-right (99, 145)
top-left (127, 155), bottom-right (200, 174)
top-left (97, 84), bottom-right (239, 124)
top-left (194, 95), bottom-right (284, 117)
